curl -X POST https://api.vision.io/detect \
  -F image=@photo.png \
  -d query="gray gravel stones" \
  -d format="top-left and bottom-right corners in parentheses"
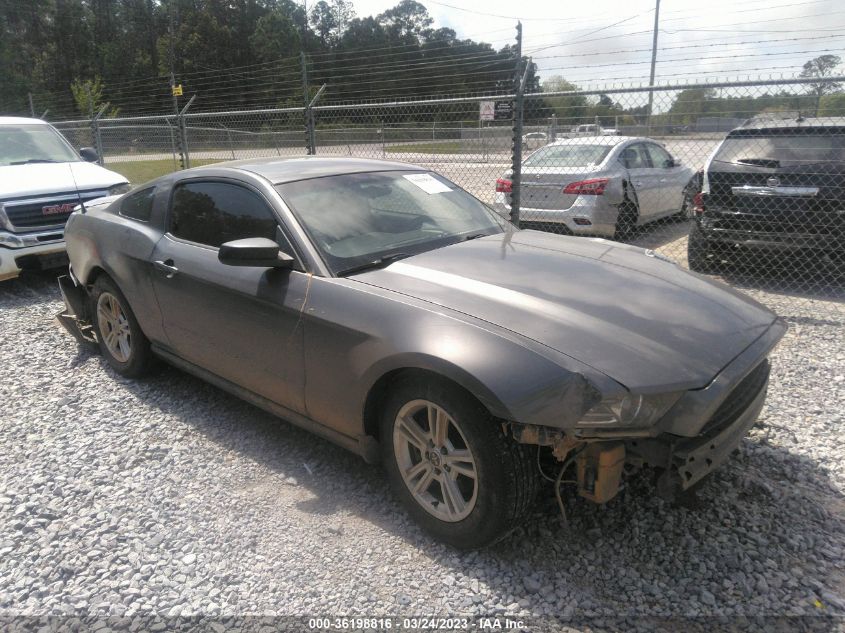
top-left (0, 270), bottom-right (843, 626)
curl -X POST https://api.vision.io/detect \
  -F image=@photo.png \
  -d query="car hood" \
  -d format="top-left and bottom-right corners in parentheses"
top-left (0, 161), bottom-right (127, 199)
top-left (355, 230), bottom-right (777, 391)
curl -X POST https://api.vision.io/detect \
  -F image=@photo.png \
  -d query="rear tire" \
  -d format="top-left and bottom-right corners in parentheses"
top-left (687, 223), bottom-right (717, 274)
top-left (380, 375), bottom-right (538, 549)
top-left (614, 201), bottom-right (639, 241)
top-left (90, 276), bottom-right (155, 378)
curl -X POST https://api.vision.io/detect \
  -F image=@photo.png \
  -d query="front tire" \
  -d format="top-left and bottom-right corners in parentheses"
top-left (91, 276), bottom-right (155, 377)
top-left (381, 376), bottom-right (538, 549)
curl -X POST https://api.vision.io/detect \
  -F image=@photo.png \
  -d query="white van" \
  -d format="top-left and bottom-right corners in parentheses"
top-left (0, 117), bottom-right (130, 281)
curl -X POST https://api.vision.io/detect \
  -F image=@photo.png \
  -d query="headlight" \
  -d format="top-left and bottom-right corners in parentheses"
top-left (578, 392), bottom-right (681, 427)
top-left (108, 182), bottom-right (132, 195)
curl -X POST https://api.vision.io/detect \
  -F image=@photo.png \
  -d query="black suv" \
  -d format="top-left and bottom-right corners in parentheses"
top-left (688, 117), bottom-right (845, 273)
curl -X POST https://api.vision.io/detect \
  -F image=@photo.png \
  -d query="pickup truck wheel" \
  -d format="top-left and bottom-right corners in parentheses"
top-left (381, 377), bottom-right (537, 549)
top-left (91, 276), bottom-right (154, 378)
top-left (687, 223), bottom-right (717, 274)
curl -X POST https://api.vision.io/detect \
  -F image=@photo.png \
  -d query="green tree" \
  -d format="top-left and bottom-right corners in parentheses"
top-left (800, 54), bottom-right (842, 115)
top-left (818, 92), bottom-right (845, 116)
top-left (377, 0), bottom-right (432, 42)
top-left (250, 7), bottom-right (302, 62)
top-left (70, 76), bottom-right (120, 117)
top-left (310, 0), bottom-right (356, 48)
top-left (540, 76), bottom-right (587, 126)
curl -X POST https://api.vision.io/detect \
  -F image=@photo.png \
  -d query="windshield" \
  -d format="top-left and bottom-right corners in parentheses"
top-left (714, 132), bottom-right (845, 166)
top-left (277, 171), bottom-right (506, 275)
top-left (0, 124), bottom-right (80, 166)
top-left (524, 144), bottom-right (611, 168)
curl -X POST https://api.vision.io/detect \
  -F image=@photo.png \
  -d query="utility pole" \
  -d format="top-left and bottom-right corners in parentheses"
top-left (646, 0), bottom-right (661, 130)
top-left (168, 2), bottom-right (186, 170)
top-left (300, 0), bottom-right (314, 154)
top-left (510, 21), bottom-right (524, 227)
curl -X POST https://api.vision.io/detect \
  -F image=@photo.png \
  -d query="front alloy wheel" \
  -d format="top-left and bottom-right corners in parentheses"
top-left (393, 399), bottom-right (478, 522)
top-left (381, 376), bottom-right (538, 549)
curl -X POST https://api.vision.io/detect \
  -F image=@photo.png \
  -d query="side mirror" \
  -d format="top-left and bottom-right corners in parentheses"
top-left (663, 158), bottom-right (676, 168)
top-left (79, 147), bottom-right (99, 163)
top-left (218, 237), bottom-right (294, 269)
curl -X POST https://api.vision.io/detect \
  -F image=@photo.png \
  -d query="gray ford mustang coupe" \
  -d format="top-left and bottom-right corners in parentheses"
top-left (58, 157), bottom-right (785, 548)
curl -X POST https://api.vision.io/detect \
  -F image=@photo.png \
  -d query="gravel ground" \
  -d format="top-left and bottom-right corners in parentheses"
top-left (0, 269), bottom-right (843, 632)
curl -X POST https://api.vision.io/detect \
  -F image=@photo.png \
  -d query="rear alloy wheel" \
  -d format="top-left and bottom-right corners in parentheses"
top-left (91, 276), bottom-right (155, 377)
top-left (381, 376), bottom-right (538, 549)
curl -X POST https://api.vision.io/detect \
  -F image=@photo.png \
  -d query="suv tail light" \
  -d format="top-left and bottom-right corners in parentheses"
top-left (692, 192), bottom-right (705, 214)
top-left (495, 178), bottom-right (513, 193)
top-left (563, 178), bottom-right (609, 195)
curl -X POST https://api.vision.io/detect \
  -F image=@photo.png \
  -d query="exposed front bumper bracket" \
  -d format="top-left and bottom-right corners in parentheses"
top-left (56, 274), bottom-right (98, 351)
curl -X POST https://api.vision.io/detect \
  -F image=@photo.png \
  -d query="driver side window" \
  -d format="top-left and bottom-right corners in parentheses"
top-left (645, 143), bottom-right (673, 169)
top-left (169, 181), bottom-right (278, 248)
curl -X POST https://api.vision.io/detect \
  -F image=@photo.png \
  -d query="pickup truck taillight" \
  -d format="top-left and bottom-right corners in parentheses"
top-left (693, 192), bottom-right (705, 214)
top-left (495, 178), bottom-right (513, 193)
top-left (563, 178), bottom-right (609, 195)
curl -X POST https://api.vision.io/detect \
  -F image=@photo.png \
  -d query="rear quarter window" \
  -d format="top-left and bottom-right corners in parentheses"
top-left (119, 187), bottom-right (155, 222)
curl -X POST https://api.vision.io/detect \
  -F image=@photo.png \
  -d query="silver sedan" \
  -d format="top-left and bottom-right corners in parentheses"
top-left (494, 136), bottom-right (696, 237)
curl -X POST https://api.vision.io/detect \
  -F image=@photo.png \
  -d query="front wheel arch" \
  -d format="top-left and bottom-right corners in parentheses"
top-left (362, 366), bottom-right (503, 443)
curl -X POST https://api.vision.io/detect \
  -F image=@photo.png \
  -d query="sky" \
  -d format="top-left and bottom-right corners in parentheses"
top-left (347, 0), bottom-right (844, 89)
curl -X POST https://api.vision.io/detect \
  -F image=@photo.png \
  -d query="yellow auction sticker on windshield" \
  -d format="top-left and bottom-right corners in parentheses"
top-left (403, 173), bottom-right (452, 194)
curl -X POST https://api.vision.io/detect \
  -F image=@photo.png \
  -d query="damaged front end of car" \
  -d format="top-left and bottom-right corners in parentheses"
top-left (508, 318), bottom-right (787, 510)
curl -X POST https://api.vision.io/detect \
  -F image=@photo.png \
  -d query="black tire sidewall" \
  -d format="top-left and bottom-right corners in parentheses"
top-left (687, 222), bottom-right (714, 272)
top-left (380, 377), bottom-right (529, 549)
top-left (90, 276), bottom-right (153, 377)
top-left (615, 201), bottom-right (638, 240)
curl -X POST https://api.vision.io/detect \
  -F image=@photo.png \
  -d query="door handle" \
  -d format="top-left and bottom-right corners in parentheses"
top-left (154, 260), bottom-right (179, 278)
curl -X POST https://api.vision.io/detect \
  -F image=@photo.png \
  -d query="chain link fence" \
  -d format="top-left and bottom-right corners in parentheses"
top-left (48, 77), bottom-right (845, 322)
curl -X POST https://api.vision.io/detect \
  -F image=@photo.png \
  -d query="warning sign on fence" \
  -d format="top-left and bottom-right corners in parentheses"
top-left (479, 100), bottom-right (495, 121)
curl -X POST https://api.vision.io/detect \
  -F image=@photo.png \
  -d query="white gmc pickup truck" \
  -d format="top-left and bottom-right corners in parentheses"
top-left (0, 117), bottom-right (130, 282)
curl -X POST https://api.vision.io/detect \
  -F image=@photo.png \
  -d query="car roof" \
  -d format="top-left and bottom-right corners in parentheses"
top-left (736, 116), bottom-right (845, 131)
top-left (203, 156), bottom-right (427, 185)
top-left (0, 116), bottom-right (49, 125)
top-left (549, 135), bottom-right (640, 146)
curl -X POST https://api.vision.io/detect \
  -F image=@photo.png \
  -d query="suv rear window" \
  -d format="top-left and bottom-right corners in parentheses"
top-left (714, 129), bottom-right (845, 166)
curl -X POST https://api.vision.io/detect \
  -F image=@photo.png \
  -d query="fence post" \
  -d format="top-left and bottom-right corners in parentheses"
top-left (306, 84), bottom-right (327, 156)
top-left (510, 21), bottom-right (525, 227)
top-left (178, 95), bottom-right (196, 169)
top-left (91, 104), bottom-right (108, 167)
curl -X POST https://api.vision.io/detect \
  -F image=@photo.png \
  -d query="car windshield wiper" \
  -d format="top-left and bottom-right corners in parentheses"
top-left (9, 159), bottom-right (60, 165)
top-left (463, 232), bottom-right (490, 241)
top-left (337, 253), bottom-right (412, 276)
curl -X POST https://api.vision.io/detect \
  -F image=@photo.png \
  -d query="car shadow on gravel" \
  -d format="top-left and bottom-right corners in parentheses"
top-left (106, 358), bottom-right (845, 624)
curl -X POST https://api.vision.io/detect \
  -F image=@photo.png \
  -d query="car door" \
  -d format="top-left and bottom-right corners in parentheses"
top-left (149, 178), bottom-right (308, 413)
top-left (644, 142), bottom-right (687, 217)
top-left (619, 142), bottom-right (661, 222)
